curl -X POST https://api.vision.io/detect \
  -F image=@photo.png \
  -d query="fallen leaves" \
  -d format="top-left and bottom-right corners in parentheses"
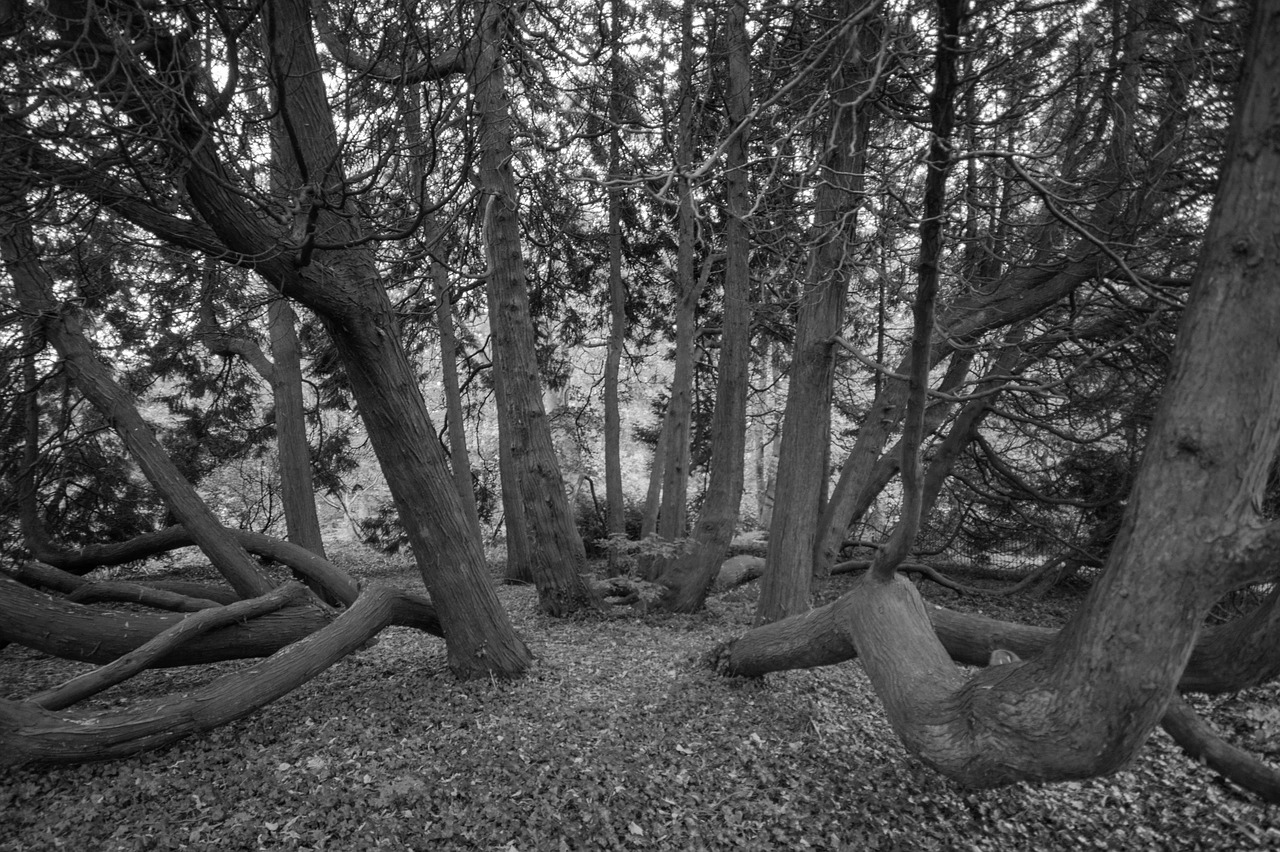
top-left (1, 555), bottom-right (1279, 850)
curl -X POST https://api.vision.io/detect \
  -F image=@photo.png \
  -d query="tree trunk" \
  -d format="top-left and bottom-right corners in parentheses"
top-left (640, 411), bottom-right (670, 541)
top-left (655, 0), bottom-right (701, 545)
top-left (755, 6), bottom-right (875, 623)
top-left (652, 0), bottom-right (752, 613)
top-left (495, 362), bottom-right (534, 583)
top-left (868, 0), bottom-right (959, 580)
top-left (752, 349), bottom-right (779, 529)
top-left (0, 571), bottom-right (337, 666)
top-left (473, 0), bottom-right (598, 614)
top-left (0, 582), bottom-right (441, 768)
top-left (718, 0), bottom-right (1280, 786)
top-left (195, 266), bottom-right (329, 577)
top-left (0, 220), bottom-right (275, 601)
top-left (268, 298), bottom-right (327, 558)
top-left (603, 0), bottom-right (629, 571)
top-left (432, 252), bottom-right (484, 542)
top-left (248, 0), bottom-right (531, 677)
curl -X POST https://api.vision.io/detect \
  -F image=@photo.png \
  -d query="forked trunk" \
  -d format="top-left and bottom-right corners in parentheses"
top-left (719, 0), bottom-right (1280, 785)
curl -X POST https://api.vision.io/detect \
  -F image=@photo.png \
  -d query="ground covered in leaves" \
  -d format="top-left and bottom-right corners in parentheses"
top-left (3, 546), bottom-right (1280, 851)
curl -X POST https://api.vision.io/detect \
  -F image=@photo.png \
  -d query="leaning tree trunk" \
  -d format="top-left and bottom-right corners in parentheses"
top-left (718, 0), bottom-right (1280, 787)
top-left (0, 581), bottom-right (441, 768)
top-left (473, 0), bottom-right (598, 614)
top-left (653, 0), bottom-right (752, 613)
top-left (248, 0), bottom-right (531, 677)
top-left (0, 220), bottom-right (275, 601)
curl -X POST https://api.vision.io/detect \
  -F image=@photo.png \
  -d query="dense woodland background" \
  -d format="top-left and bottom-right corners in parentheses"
top-left (4, 0), bottom-right (1280, 837)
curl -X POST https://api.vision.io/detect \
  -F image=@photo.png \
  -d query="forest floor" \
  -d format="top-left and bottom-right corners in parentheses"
top-left (2, 543), bottom-right (1279, 851)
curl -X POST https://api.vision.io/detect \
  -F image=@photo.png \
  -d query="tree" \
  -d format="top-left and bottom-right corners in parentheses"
top-left (651, 0), bottom-right (753, 612)
top-left (2, 0), bottom-right (531, 677)
top-left (603, 0), bottom-right (630, 571)
top-left (716, 0), bottom-right (1280, 789)
top-left (812, 0), bottom-right (1213, 575)
top-left (196, 271), bottom-right (333, 602)
top-left (1, 215), bottom-right (275, 601)
top-left (648, 0), bottom-right (705, 551)
top-left (472, 0), bottom-right (601, 614)
top-left (754, 0), bottom-right (881, 623)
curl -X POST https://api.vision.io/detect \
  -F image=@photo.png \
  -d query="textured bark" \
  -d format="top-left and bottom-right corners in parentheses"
top-left (267, 298), bottom-right (327, 558)
top-left (655, 0), bottom-right (700, 544)
top-left (653, 0), bottom-right (752, 613)
top-left (755, 6), bottom-right (875, 623)
top-left (0, 582), bottom-right (441, 768)
top-left (29, 583), bottom-right (308, 712)
top-left (473, 0), bottom-right (597, 614)
top-left (248, 0), bottom-right (531, 676)
top-left (495, 364), bottom-right (534, 584)
top-left (719, 0), bottom-right (1280, 786)
top-left (18, 0), bottom-right (528, 677)
top-left (0, 571), bottom-right (337, 666)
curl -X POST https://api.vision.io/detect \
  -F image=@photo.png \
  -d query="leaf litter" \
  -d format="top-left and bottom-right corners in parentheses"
top-left (2, 550), bottom-right (1279, 851)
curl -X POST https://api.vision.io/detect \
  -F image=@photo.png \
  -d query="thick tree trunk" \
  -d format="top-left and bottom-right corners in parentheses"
top-left (249, 0), bottom-right (531, 677)
top-left (473, 0), bottom-right (598, 614)
top-left (29, 583), bottom-right (310, 712)
top-left (652, 0), bottom-right (752, 613)
top-left (714, 575), bottom-right (1280, 698)
top-left (718, 0), bottom-right (1280, 786)
top-left (755, 6), bottom-right (875, 623)
top-left (0, 571), bottom-right (337, 666)
top-left (33, 0), bottom-right (534, 676)
top-left (0, 582), bottom-right (441, 768)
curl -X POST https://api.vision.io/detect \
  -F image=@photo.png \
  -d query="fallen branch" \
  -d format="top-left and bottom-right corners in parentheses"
top-left (1161, 694), bottom-right (1280, 804)
top-left (29, 583), bottom-right (307, 711)
top-left (67, 581), bottom-right (223, 612)
top-left (0, 582), bottom-right (438, 768)
top-left (26, 526), bottom-right (360, 606)
top-left (0, 571), bottom-right (329, 666)
top-left (711, 580), bottom-right (1280, 696)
